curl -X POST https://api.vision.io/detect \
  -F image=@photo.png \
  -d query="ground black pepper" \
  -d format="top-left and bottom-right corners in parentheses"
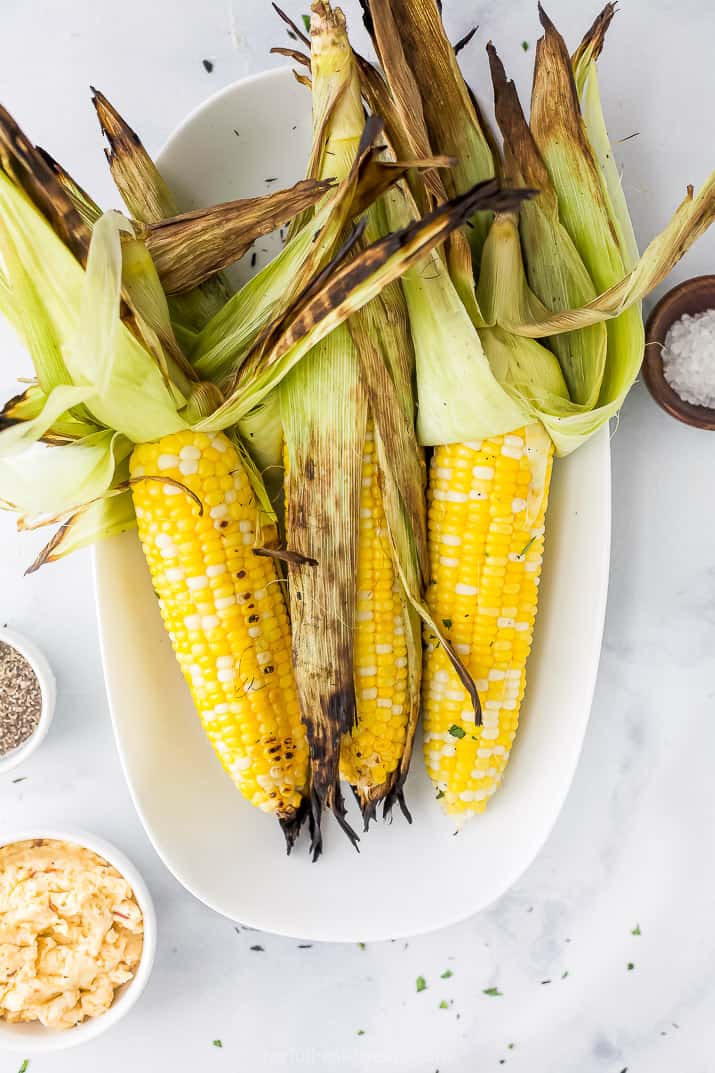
top-left (0, 641), bottom-right (42, 755)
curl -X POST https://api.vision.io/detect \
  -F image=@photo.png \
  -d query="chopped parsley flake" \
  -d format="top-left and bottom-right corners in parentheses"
top-left (357, 1029), bottom-right (365, 1036)
top-left (518, 536), bottom-right (536, 558)
top-left (631, 923), bottom-right (641, 935)
top-left (202, 59), bottom-right (214, 73)
top-left (440, 969), bottom-right (453, 979)
top-left (483, 987), bottom-right (502, 997)
top-left (521, 40), bottom-right (529, 50)
top-left (436, 789), bottom-right (445, 799)
top-left (416, 975), bottom-right (428, 992)
top-left (627, 962), bottom-right (635, 971)
top-left (448, 724), bottom-right (466, 739)
top-left (508, 1043), bottom-right (515, 1050)
top-left (442, 618), bottom-right (453, 629)
top-left (17, 1063), bottom-right (29, 1073)
top-left (561, 970), bottom-right (569, 979)
top-left (357, 942), bottom-right (366, 950)
top-left (212, 1040), bottom-right (223, 1048)
top-left (439, 1000), bottom-right (449, 1009)
top-left (301, 13), bottom-right (310, 31)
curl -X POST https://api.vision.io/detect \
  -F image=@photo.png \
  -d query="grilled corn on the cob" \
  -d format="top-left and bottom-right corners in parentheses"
top-left (130, 430), bottom-right (309, 833)
top-left (423, 425), bottom-right (553, 818)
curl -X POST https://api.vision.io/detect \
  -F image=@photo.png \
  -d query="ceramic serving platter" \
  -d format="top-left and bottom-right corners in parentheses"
top-left (95, 67), bottom-right (611, 942)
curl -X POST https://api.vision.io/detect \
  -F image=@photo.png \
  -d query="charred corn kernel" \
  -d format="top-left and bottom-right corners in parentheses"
top-left (130, 430), bottom-right (308, 822)
top-left (423, 424), bottom-right (553, 821)
top-left (340, 419), bottom-right (410, 805)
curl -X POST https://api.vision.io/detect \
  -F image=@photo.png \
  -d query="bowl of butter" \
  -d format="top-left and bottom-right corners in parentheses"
top-left (0, 829), bottom-right (156, 1052)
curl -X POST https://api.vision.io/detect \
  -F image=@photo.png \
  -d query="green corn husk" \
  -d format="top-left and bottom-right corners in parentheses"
top-left (475, 7), bottom-right (715, 453)
top-left (485, 42), bottom-right (607, 409)
top-left (571, 3), bottom-right (639, 272)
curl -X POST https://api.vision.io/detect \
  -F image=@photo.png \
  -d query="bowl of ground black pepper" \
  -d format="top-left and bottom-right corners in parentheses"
top-left (0, 629), bottom-right (56, 775)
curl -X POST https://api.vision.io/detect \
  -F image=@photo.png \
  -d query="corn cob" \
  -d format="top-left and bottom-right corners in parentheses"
top-left (423, 425), bottom-right (553, 818)
top-left (339, 417), bottom-right (411, 808)
top-left (280, 0), bottom-right (423, 845)
top-left (130, 429), bottom-right (309, 842)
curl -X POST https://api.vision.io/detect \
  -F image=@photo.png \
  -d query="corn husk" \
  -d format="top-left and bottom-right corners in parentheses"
top-left (141, 178), bottom-right (332, 294)
top-left (360, 0), bottom-right (497, 259)
top-left (477, 8), bottom-right (715, 453)
top-left (485, 43), bottom-right (607, 409)
top-left (91, 88), bottom-right (229, 332)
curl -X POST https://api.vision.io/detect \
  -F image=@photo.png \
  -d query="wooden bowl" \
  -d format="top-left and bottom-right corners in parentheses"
top-left (642, 275), bottom-right (715, 429)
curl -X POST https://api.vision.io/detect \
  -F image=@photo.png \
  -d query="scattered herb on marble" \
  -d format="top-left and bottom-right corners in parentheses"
top-left (436, 789), bottom-right (445, 799)
top-left (521, 40), bottom-right (529, 50)
top-left (202, 59), bottom-right (214, 73)
top-left (561, 970), bottom-right (569, 979)
top-left (440, 969), bottom-right (453, 979)
top-left (357, 942), bottom-right (366, 950)
top-left (12, 776), bottom-right (27, 784)
top-left (483, 987), bottom-right (502, 997)
top-left (17, 1062), bottom-right (29, 1073)
top-left (448, 725), bottom-right (466, 739)
top-left (301, 13), bottom-right (310, 31)
top-left (212, 1039), bottom-right (222, 1048)
top-left (508, 1043), bottom-right (515, 1050)
top-left (627, 962), bottom-right (634, 971)
top-left (0, 641), bottom-right (42, 756)
top-left (439, 1000), bottom-right (449, 1009)
top-left (298, 943), bottom-right (312, 949)
top-left (357, 1029), bottom-right (365, 1036)
top-left (416, 976), bottom-right (427, 992)
top-left (250, 945), bottom-right (264, 952)
top-left (541, 979), bottom-right (551, 985)
top-left (631, 923), bottom-right (641, 936)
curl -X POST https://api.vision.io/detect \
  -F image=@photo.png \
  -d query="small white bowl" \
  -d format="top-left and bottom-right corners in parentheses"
top-left (0, 828), bottom-right (157, 1053)
top-left (0, 628), bottom-right (56, 776)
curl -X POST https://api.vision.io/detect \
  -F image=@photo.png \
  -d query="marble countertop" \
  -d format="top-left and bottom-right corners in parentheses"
top-left (1, 0), bottom-right (714, 1070)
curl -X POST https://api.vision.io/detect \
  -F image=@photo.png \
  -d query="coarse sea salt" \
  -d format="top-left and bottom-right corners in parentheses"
top-left (661, 308), bottom-right (715, 408)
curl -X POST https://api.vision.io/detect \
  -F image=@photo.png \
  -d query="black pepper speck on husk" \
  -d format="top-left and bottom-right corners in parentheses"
top-left (0, 641), bottom-right (42, 755)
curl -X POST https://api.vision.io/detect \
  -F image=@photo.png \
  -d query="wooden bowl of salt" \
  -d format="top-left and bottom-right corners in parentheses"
top-left (642, 275), bottom-right (715, 429)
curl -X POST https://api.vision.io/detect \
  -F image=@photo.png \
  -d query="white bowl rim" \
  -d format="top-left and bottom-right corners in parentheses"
top-left (0, 827), bottom-right (157, 1053)
top-left (0, 628), bottom-right (56, 776)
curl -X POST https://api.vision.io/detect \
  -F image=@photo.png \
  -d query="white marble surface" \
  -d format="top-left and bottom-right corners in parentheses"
top-left (0, 0), bottom-right (714, 1070)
